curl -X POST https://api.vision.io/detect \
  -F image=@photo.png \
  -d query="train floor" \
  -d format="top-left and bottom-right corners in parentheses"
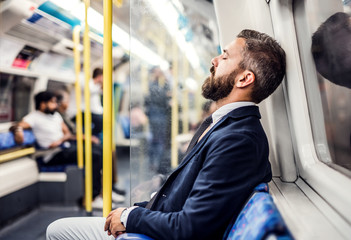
top-left (0, 147), bottom-right (131, 240)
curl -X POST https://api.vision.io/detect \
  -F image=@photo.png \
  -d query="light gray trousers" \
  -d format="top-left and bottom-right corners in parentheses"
top-left (46, 217), bottom-right (115, 240)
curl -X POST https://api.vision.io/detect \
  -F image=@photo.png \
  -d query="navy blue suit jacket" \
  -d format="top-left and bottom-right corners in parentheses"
top-left (127, 106), bottom-right (272, 240)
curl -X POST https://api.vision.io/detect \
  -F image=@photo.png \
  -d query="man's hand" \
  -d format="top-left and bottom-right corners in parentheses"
top-left (10, 123), bottom-right (29, 144)
top-left (104, 207), bottom-right (127, 238)
top-left (91, 135), bottom-right (101, 145)
top-left (11, 126), bottom-right (24, 144)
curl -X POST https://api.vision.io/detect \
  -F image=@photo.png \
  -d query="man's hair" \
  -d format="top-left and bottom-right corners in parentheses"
top-left (93, 68), bottom-right (103, 79)
top-left (34, 91), bottom-right (56, 110)
top-left (311, 12), bottom-right (351, 88)
top-left (237, 29), bottom-right (286, 103)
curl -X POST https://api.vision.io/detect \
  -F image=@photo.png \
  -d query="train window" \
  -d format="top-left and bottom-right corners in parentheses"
top-left (0, 73), bottom-right (35, 123)
top-left (128, 0), bottom-right (219, 203)
top-left (47, 79), bottom-right (72, 93)
top-left (294, 0), bottom-right (351, 173)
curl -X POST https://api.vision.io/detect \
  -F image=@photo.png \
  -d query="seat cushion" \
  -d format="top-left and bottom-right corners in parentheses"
top-left (0, 157), bottom-right (38, 197)
top-left (116, 233), bottom-right (154, 240)
top-left (226, 192), bottom-right (292, 239)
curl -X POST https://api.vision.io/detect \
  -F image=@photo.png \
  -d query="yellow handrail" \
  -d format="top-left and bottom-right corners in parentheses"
top-left (102, 0), bottom-right (113, 217)
top-left (0, 147), bottom-right (35, 163)
top-left (72, 26), bottom-right (84, 169)
top-left (83, 0), bottom-right (93, 214)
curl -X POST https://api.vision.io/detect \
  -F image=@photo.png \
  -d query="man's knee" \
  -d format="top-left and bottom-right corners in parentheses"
top-left (46, 218), bottom-right (66, 240)
top-left (46, 217), bottom-right (110, 240)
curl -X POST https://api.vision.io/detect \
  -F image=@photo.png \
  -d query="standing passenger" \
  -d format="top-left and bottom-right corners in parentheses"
top-left (144, 67), bottom-right (171, 174)
top-left (68, 68), bottom-right (104, 137)
top-left (47, 29), bottom-right (286, 240)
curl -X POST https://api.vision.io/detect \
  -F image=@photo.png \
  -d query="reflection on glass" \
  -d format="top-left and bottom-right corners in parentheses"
top-left (311, 9), bottom-right (351, 170)
top-left (129, 0), bottom-right (219, 203)
top-left (0, 73), bottom-right (35, 123)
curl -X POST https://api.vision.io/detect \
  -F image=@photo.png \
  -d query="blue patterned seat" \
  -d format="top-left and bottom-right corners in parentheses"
top-left (116, 233), bottom-right (154, 240)
top-left (0, 130), bottom-right (71, 172)
top-left (0, 130), bottom-right (36, 150)
top-left (224, 183), bottom-right (293, 240)
top-left (116, 183), bottom-right (293, 240)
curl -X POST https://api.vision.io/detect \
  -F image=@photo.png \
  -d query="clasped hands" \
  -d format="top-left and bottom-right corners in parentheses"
top-left (104, 207), bottom-right (127, 238)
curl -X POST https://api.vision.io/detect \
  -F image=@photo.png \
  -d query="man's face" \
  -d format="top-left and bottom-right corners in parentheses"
top-left (202, 38), bottom-right (245, 101)
top-left (43, 97), bottom-right (58, 115)
top-left (95, 74), bottom-right (103, 85)
top-left (202, 67), bottom-right (242, 101)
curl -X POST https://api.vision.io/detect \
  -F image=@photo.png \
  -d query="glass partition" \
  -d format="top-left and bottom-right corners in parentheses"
top-left (129, 0), bottom-right (219, 204)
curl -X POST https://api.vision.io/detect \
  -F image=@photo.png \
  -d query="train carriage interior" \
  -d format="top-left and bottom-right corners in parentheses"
top-left (0, 0), bottom-right (351, 239)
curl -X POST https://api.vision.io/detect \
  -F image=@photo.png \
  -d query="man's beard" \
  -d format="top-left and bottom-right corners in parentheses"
top-left (202, 66), bottom-right (240, 101)
top-left (44, 107), bottom-right (56, 115)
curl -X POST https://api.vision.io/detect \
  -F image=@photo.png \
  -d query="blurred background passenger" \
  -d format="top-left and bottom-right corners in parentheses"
top-left (10, 91), bottom-right (108, 209)
top-left (144, 66), bottom-right (171, 174)
top-left (56, 90), bottom-right (126, 204)
top-left (68, 68), bottom-right (104, 137)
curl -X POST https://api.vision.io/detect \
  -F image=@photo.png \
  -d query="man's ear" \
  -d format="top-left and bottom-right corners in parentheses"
top-left (235, 70), bottom-right (255, 88)
top-left (39, 102), bottom-right (46, 111)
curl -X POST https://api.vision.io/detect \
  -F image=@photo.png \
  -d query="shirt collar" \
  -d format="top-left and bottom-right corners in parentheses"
top-left (212, 101), bottom-right (256, 124)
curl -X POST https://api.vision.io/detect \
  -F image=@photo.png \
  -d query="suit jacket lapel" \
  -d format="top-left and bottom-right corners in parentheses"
top-left (151, 106), bottom-right (261, 209)
top-left (176, 106), bottom-right (261, 170)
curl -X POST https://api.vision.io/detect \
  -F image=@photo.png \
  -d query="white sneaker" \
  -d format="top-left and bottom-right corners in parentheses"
top-left (92, 196), bottom-right (117, 209)
top-left (91, 196), bottom-right (104, 209)
top-left (112, 191), bottom-right (125, 203)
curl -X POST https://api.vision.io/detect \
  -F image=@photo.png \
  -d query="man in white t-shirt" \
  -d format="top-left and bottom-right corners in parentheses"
top-left (11, 91), bottom-right (123, 208)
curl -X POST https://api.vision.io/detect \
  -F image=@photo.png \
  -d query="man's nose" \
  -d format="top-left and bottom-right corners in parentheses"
top-left (211, 56), bottom-right (219, 67)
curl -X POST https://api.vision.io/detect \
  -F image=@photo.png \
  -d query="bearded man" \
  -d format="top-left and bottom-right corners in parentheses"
top-left (47, 29), bottom-right (286, 240)
top-left (11, 91), bottom-right (124, 209)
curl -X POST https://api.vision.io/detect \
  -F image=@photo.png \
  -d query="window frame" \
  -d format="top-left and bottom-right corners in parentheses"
top-left (269, 0), bottom-right (351, 225)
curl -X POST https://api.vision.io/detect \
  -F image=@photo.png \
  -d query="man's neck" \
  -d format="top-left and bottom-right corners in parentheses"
top-left (215, 96), bottom-right (252, 109)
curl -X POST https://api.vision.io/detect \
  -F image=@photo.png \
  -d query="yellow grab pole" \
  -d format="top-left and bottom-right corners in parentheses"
top-left (182, 57), bottom-right (189, 134)
top-left (83, 0), bottom-right (93, 215)
top-left (73, 26), bottom-right (84, 169)
top-left (102, 0), bottom-right (113, 217)
top-left (171, 41), bottom-right (179, 169)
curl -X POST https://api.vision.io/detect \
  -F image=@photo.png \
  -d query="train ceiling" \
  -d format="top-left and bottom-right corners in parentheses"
top-left (0, 0), bottom-right (219, 73)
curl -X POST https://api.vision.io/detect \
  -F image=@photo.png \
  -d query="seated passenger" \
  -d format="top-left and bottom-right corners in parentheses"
top-left (10, 91), bottom-right (124, 209)
top-left (46, 29), bottom-right (286, 240)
